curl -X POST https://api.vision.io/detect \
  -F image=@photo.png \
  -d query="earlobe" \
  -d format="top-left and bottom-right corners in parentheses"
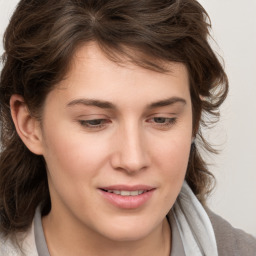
top-left (10, 94), bottom-right (43, 155)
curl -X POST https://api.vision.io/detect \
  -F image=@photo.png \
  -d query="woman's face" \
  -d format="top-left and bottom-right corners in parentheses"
top-left (40, 43), bottom-right (193, 242)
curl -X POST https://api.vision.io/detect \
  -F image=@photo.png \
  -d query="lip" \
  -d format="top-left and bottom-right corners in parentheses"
top-left (98, 185), bottom-right (156, 209)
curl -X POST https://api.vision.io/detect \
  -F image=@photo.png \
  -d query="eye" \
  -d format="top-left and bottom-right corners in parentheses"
top-left (146, 117), bottom-right (177, 130)
top-left (153, 117), bottom-right (171, 123)
top-left (78, 119), bottom-right (110, 130)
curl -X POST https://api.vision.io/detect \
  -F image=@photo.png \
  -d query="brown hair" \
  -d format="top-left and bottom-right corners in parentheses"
top-left (0, 0), bottom-right (228, 236)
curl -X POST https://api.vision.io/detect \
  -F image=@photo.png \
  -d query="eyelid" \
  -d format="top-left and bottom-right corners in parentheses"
top-left (145, 116), bottom-right (177, 130)
top-left (146, 117), bottom-right (177, 123)
top-left (77, 118), bottom-right (112, 131)
top-left (76, 114), bottom-right (109, 119)
top-left (146, 112), bottom-right (177, 120)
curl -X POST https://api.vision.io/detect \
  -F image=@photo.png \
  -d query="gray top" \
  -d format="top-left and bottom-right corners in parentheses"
top-left (34, 208), bottom-right (185, 256)
top-left (168, 211), bottom-right (186, 256)
top-left (34, 208), bottom-right (50, 256)
top-left (206, 208), bottom-right (256, 256)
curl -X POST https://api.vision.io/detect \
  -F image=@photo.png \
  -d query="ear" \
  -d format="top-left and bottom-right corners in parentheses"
top-left (10, 94), bottom-right (43, 155)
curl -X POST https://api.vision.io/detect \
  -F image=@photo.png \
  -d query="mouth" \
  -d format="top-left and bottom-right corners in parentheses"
top-left (99, 186), bottom-right (155, 209)
top-left (100, 189), bottom-right (149, 196)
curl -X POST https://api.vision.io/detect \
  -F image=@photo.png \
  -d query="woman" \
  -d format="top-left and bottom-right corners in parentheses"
top-left (0, 0), bottom-right (255, 255)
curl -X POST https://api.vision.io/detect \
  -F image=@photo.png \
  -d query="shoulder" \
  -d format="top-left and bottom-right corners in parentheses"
top-left (0, 222), bottom-right (38, 256)
top-left (206, 208), bottom-right (256, 256)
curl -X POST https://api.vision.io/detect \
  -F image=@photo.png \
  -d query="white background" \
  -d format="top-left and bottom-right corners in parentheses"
top-left (198, 0), bottom-right (256, 236)
top-left (0, 0), bottom-right (256, 235)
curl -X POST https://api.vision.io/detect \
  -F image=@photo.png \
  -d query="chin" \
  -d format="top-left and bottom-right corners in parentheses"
top-left (97, 216), bottom-right (162, 242)
top-left (103, 228), bottom-right (151, 242)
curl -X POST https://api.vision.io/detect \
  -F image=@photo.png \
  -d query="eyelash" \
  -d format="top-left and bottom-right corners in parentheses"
top-left (78, 119), bottom-right (109, 129)
top-left (146, 117), bottom-right (177, 129)
top-left (78, 117), bottom-right (177, 130)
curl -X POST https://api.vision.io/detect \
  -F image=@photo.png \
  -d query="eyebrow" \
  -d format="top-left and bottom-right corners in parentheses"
top-left (147, 97), bottom-right (186, 109)
top-left (67, 99), bottom-right (116, 109)
top-left (66, 97), bottom-right (186, 110)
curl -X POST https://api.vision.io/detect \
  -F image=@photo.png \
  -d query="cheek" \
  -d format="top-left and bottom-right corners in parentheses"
top-left (152, 134), bottom-right (192, 193)
top-left (162, 144), bottom-right (191, 208)
top-left (153, 133), bottom-right (192, 171)
top-left (42, 124), bottom-right (111, 180)
top-left (42, 129), bottom-right (105, 207)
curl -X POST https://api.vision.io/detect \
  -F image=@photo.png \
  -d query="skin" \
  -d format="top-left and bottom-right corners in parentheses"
top-left (11, 43), bottom-right (193, 256)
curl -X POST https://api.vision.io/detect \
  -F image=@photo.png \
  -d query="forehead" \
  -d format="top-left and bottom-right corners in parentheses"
top-left (66, 42), bottom-right (187, 77)
top-left (50, 42), bottom-right (191, 109)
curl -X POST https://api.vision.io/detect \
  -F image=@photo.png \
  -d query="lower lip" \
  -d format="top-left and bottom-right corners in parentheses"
top-left (99, 189), bottom-right (155, 209)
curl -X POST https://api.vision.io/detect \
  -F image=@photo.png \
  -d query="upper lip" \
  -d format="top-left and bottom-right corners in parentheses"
top-left (99, 185), bottom-right (155, 191)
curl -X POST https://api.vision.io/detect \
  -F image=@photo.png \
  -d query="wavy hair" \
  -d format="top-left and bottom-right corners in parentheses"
top-left (0, 0), bottom-right (228, 236)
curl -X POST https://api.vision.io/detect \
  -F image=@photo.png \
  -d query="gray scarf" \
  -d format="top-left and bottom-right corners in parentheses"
top-left (172, 182), bottom-right (218, 256)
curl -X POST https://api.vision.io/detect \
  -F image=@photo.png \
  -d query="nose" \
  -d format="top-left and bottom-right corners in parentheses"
top-left (110, 123), bottom-right (150, 174)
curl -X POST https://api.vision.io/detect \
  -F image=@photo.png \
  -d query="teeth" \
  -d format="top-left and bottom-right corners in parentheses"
top-left (121, 191), bottom-right (131, 196)
top-left (130, 191), bottom-right (139, 196)
top-left (106, 190), bottom-right (146, 196)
